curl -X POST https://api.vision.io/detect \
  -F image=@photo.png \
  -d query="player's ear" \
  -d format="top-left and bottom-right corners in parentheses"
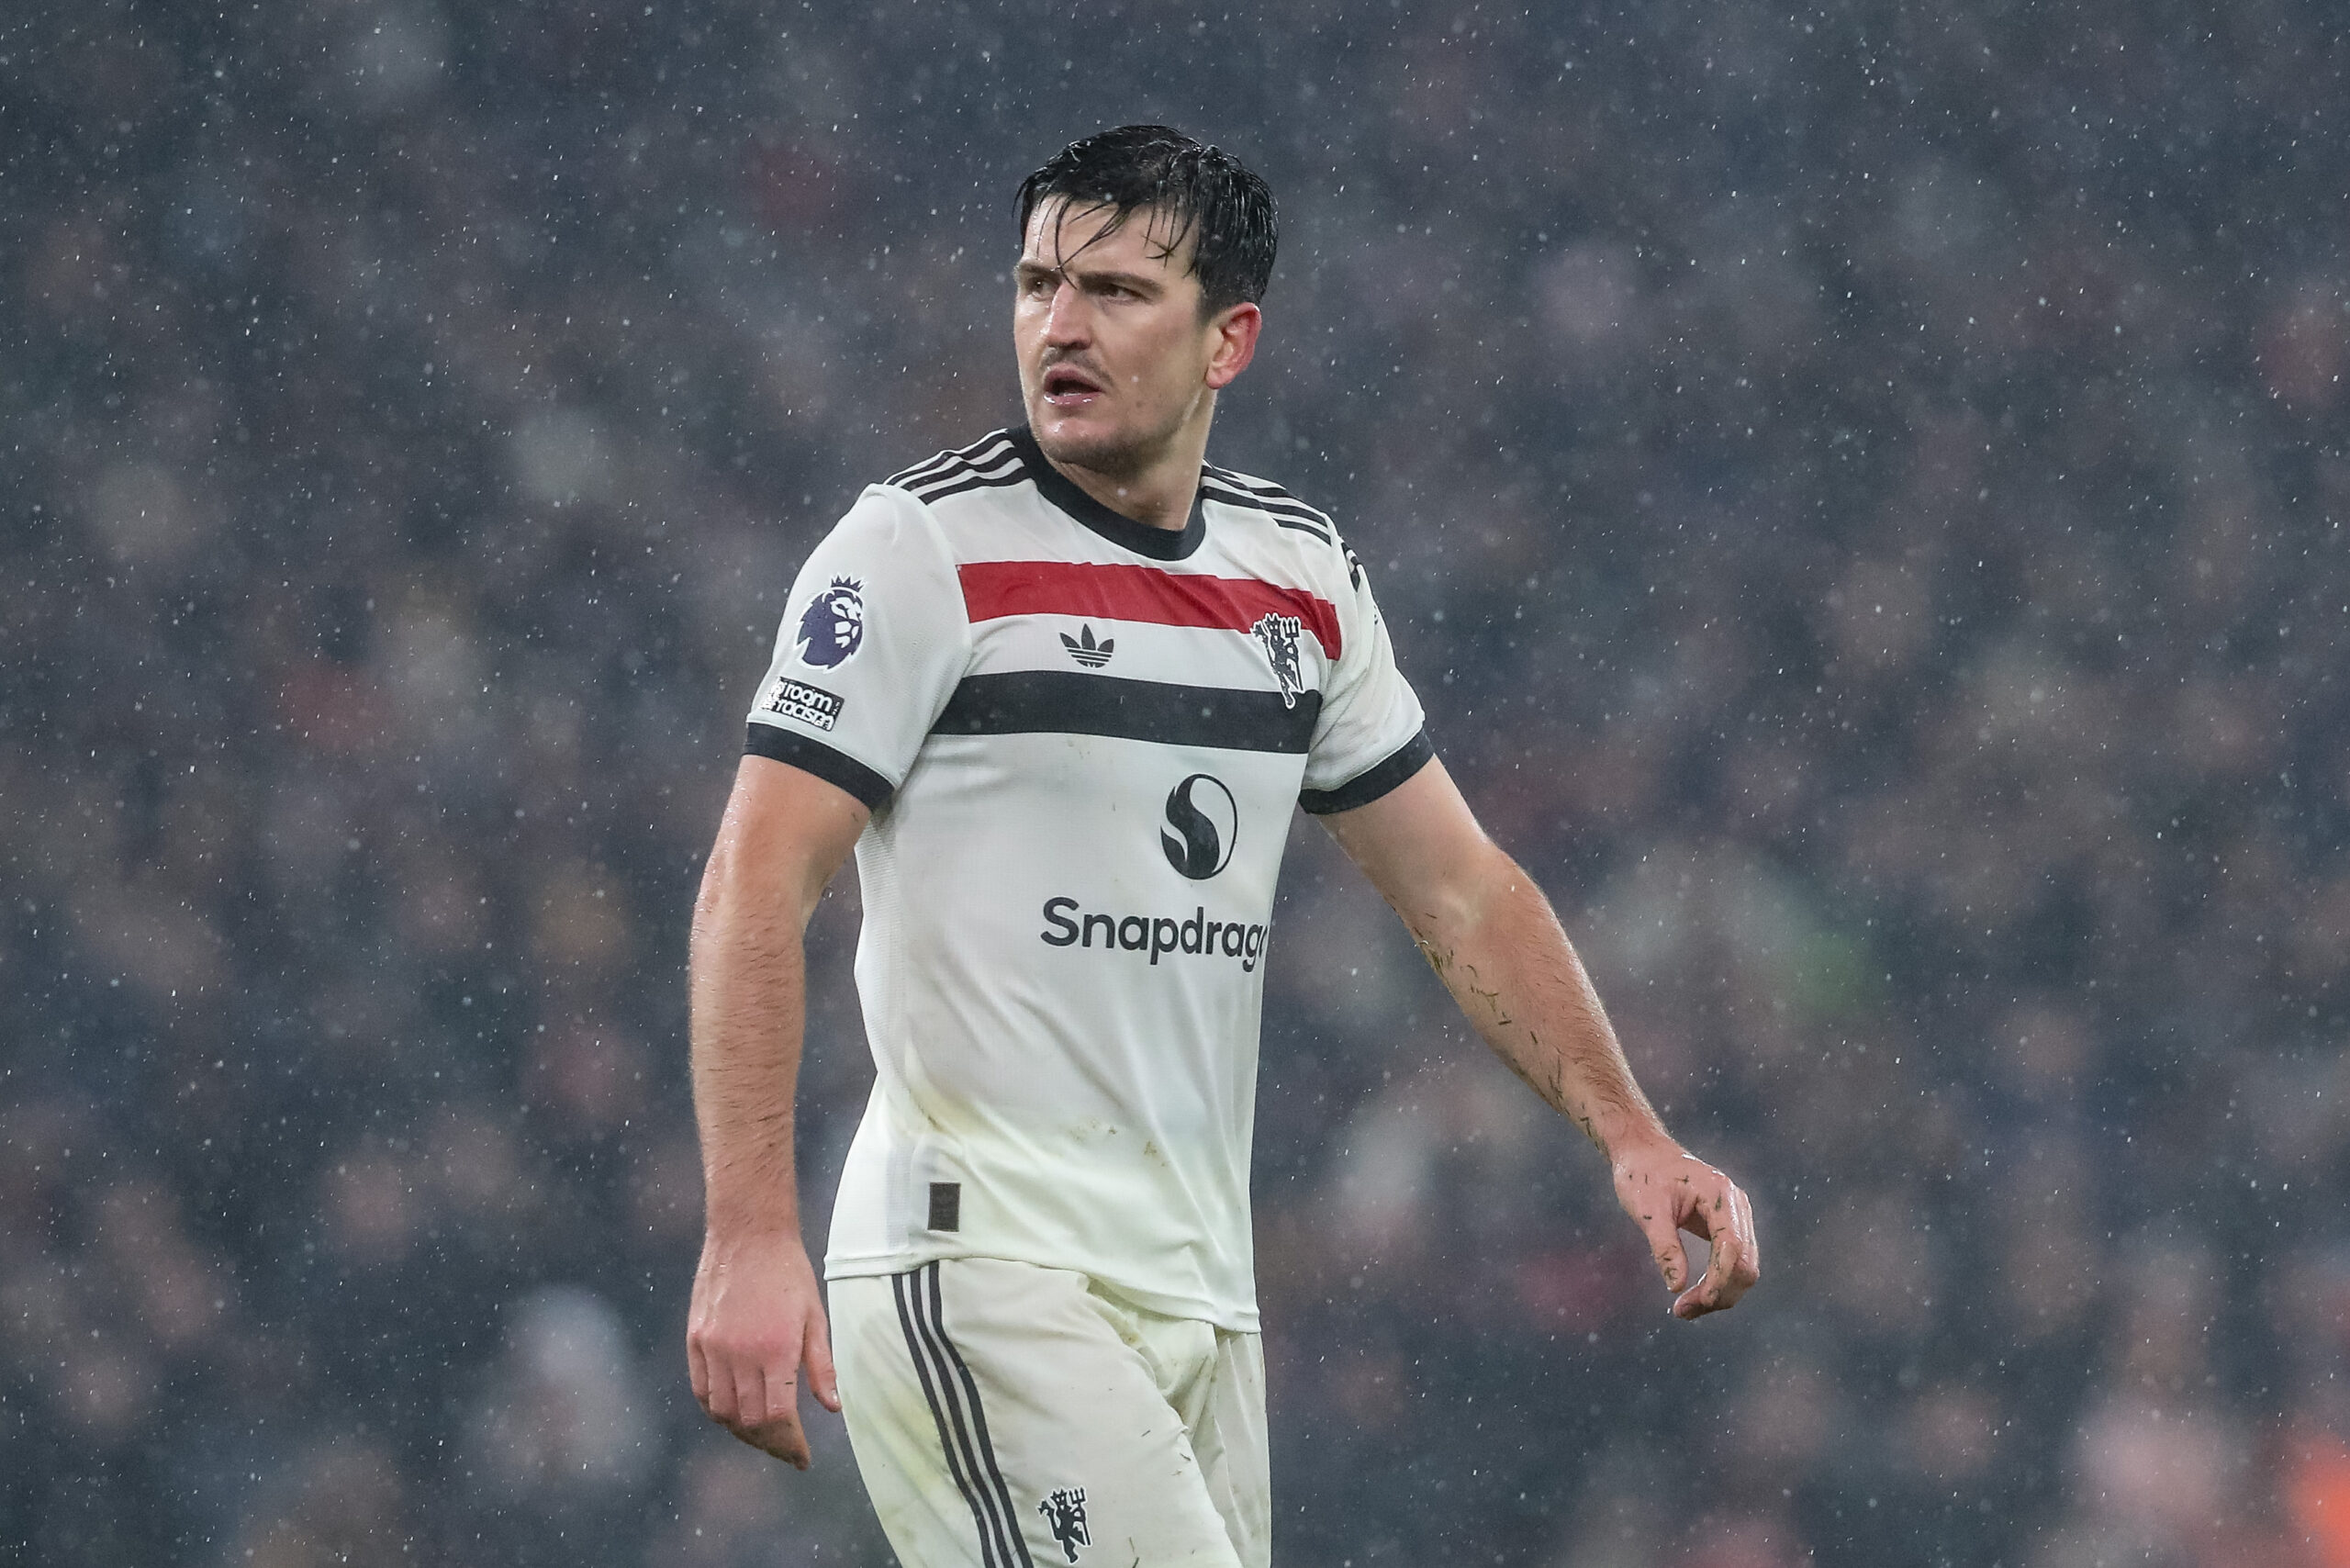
top-left (1203, 302), bottom-right (1260, 390)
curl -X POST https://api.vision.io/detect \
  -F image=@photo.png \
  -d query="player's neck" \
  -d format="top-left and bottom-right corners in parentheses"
top-left (1044, 406), bottom-right (1214, 532)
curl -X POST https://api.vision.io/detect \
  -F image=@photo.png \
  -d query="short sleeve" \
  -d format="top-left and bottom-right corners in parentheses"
top-left (744, 486), bottom-right (969, 808)
top-left (1299, 548), bottom-right (1432, 814)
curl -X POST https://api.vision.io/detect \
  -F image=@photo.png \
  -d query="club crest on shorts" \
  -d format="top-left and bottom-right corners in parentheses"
top-left (1250, 610), bottom-right (1304, 709)
top-left (1037, 1486), bottom-right (1091, 1562)
top-left (795, 577), bottom-right (866, 668)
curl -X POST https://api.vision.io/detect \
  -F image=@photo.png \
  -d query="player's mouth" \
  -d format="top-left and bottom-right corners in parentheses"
top-left (1041, 364), bottom-right (1105, 408)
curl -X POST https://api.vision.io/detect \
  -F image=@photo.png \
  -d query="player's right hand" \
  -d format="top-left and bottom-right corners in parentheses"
top-left (687, 1230), bottom-right (841, 1468)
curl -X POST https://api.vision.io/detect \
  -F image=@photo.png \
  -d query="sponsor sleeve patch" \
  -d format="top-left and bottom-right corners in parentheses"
top-left (759, 675), bottom-right (845, 732)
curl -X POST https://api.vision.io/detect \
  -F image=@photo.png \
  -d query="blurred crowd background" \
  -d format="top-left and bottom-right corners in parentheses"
top-left (6, 1), bottom-right (2348, 1563)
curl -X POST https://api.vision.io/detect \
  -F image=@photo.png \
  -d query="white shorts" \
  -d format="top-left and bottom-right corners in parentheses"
top-left (830, 1259), bottom-right (1270, 1568)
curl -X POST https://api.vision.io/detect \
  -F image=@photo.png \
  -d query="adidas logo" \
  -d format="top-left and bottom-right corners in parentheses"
top-left (1060, 623), bottom-right (1115, 668)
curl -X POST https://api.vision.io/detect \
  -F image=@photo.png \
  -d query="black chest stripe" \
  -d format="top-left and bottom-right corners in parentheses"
top-left (932, 670), bottom-right (1323, 753)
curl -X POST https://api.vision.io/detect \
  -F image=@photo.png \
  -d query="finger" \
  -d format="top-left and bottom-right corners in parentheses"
top-left (1676, 1185), bottom-right (1758, 1317)
top-left (1670, 1181), bottom-right (1729, 1316)
top-left (1619, 1170), bottom-right (1693, 1294)
top-left (1644, 1207), bottom-right (1691, 1295)
top-left (747, 1410), bottom-right (812, 1470)
top-left (806, 1305), bottom-right (842, 1414)
top-left (687, 1331), bottom-right (711, 1407)
top-left (732, 1360), bottom-right (770, 1429)
top-left (1731, 1185), bottom-right (1762, 1284)
top-left (1707, 1183), bottom-right (1758, 1300)
top-left (701, 1346), bottom-right (741, 1424)
top-left (758, 1366), bottom-right (801, 1432)
top-left (719, 1410), bottom-right (809, 1469)
top-left (1676, 1218), bottom-right (1740, 1317)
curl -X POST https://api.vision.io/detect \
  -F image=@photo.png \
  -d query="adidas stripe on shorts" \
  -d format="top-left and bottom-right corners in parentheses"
top-left (831, 1257), bottom-right (1270, 1568)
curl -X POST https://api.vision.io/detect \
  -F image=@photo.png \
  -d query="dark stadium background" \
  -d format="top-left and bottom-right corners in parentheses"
top-left (6, 3), bottom-right (2347, 1563)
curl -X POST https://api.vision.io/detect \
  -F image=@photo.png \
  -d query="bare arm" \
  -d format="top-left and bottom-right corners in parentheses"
top-left (687, 754), bottom-right (869, 1464)
top-left (1322, 757), bottom-right (1760, 1318)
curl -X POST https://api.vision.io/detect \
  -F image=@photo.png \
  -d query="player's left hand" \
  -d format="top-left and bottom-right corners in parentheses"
top-left (1611, 1141), bottom-right (1761, 1318)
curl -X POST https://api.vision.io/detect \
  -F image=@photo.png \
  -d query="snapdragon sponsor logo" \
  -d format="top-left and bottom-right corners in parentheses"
top-left (1160, 773), bottom-right (1237, 880)
top-left (1039, 897), bottom-right (1269, 973)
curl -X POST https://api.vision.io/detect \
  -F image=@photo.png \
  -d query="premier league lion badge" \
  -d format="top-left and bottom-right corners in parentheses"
top-left (795, 577), bottom-right (866, 667)
top-left (1250, 610), bottom-right (1305, 709)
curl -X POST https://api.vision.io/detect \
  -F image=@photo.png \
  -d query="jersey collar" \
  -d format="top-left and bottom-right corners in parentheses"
top-left (1008, 425), bottom-right (1206, 562)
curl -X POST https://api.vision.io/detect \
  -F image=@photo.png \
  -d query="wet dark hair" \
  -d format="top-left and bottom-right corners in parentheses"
top-left (1014, 125), bottom-right (1278, 315)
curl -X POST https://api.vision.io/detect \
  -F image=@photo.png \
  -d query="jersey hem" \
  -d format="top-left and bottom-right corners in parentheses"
top-left (744, 720), bottom-right (894, 807)
top-left (1300, 727), bottom-right (1436, 814)
top-left (824, 1249), bottom-right (1260, 1334)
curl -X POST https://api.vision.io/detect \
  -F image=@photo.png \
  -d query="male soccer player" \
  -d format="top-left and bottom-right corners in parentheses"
top-left (687, 125), bottom-right (1759, 1567)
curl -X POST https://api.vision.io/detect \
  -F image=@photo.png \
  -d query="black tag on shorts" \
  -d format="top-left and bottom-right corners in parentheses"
top-left (928, 1182), bottom-right (961, 1232)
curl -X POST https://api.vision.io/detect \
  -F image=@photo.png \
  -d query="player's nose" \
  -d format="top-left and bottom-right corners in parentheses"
top-left (1044, 281), bottom-right (1090, 345)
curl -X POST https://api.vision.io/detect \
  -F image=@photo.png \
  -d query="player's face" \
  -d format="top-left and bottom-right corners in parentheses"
top-left (1013, 197), bottom-right (1253, 477)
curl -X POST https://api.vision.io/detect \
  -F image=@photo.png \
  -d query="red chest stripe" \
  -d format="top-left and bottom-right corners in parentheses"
top-left (958, 560), bottom-right (1341, 659)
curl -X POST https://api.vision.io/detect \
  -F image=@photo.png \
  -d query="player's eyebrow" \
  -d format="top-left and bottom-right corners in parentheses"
top-left (1078, 266), bottom-right (1163, 296)
top-left (1014, 258), bottom-right (1166, 297)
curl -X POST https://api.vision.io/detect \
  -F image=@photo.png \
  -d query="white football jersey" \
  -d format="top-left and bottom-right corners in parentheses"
top-left (744, 427), bottom-right (1429, 1329)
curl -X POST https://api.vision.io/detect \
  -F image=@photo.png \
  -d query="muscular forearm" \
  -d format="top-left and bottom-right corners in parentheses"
top-left (1329, 761), bottom-right (1758, 1314)
top-left (688, 840), bottom-right (812, 1240)
top-left (1404, 840), bottom-right (1671, 1160)
top-left (685, 757), bottom-right (864, 1465)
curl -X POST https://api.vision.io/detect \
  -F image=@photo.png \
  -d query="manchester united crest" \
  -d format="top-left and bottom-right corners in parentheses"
top-left (1037, 1486), bottom-right (1091, 1562)
top-left (1250, 610), bottom-right (1304, 709)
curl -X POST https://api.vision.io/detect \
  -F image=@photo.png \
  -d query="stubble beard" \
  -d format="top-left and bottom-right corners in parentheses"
top-left (1035, 422), bottom-right (1145, 483)
top-left (1030, 392), bottom-right (1194, 486)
